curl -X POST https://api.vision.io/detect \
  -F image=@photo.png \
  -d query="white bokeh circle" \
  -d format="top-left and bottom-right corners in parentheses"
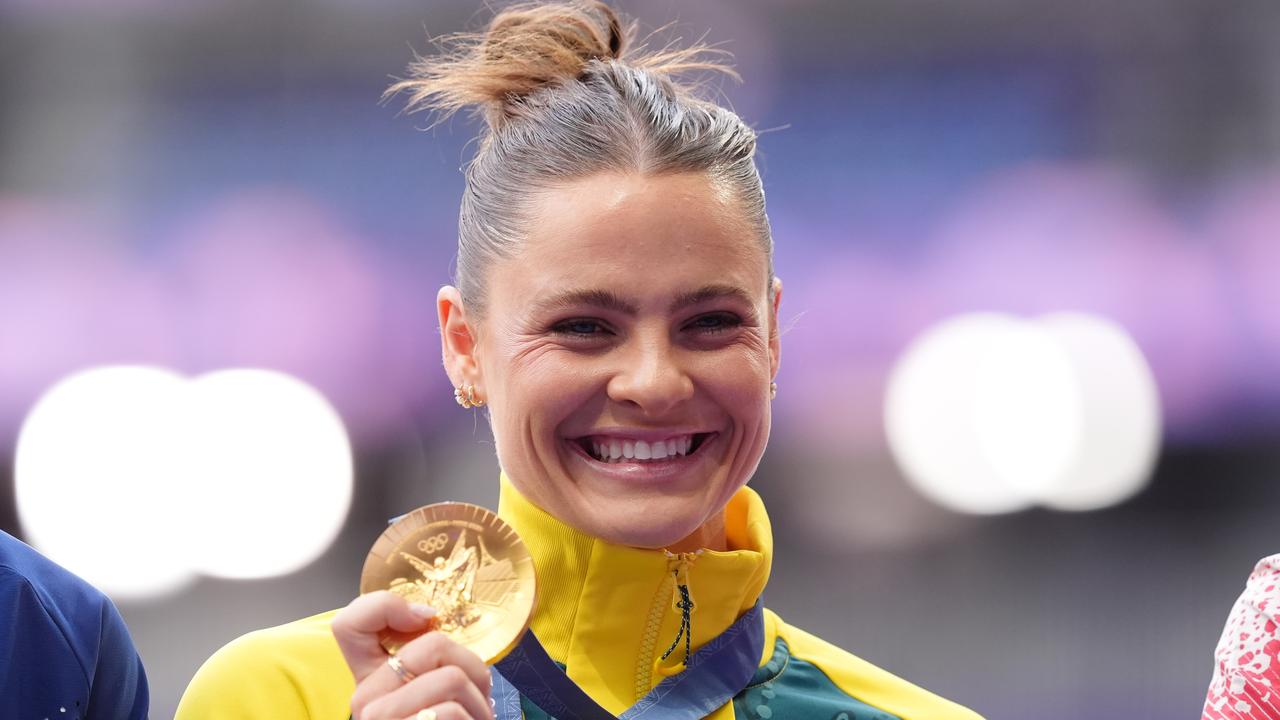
top-left (1034, 313), bottom-right (1161, 510)
top-left (884, 314), bottom-right (1037, 514)
top-left (972, 320), bottom-right (1082, 503)
top-left (885, 312), bottom-right (1161, 515)
top-left (184, 369), bottom-right (354, 579)
top-left (16, 367), bottom-right (197, 598)
top-left (15, 366), bottom-right (354, 599)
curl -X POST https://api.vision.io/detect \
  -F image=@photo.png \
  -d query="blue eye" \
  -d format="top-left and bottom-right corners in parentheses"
top-left (553, 319), bottom-right (608, 337)
top-left (686, 313), bottom-right (741, 334)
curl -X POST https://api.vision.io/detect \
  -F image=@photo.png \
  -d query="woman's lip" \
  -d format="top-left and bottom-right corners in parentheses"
top-left (569, 428), bottom-right (716, 443)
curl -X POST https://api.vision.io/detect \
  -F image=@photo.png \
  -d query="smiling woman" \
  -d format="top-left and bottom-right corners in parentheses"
top-left (174, 2), bottom-right (983, 720)
top-left (465, 172), bottom-right (778, 554)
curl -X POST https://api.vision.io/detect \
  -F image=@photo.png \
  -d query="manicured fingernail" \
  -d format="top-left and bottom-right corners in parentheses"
top-left (410, 603), bottom-right (436, 620)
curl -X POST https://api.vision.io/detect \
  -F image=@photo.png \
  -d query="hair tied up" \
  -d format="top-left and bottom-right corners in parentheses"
top-left (385, 0), bottom-right (736, 130)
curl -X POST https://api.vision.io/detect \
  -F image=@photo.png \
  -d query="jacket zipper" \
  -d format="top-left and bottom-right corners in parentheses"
top-left (633, 551), bottom-right (701, 700)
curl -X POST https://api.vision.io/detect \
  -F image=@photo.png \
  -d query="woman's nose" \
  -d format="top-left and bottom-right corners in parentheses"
top-left (606, 334), bottom-right (694, 416)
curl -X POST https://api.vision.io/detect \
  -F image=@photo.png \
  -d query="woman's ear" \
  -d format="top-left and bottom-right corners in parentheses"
top-left (769, 276), bottom-right (783, 380)
top-left (438, 285), bottom-right (482, 392)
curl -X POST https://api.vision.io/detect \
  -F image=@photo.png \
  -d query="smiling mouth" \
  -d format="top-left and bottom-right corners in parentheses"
top-left (571, 433), bottom-right (716, 464)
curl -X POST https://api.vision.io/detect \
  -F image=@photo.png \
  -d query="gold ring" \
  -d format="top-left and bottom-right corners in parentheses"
top-left (415, 710), bottom-right (437, 720)
top-left (387, 655), bottom-right (416, 684)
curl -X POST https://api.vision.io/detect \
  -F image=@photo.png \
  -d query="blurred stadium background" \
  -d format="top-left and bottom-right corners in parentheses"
top-left (3, 0), bottom-right (1279, 717)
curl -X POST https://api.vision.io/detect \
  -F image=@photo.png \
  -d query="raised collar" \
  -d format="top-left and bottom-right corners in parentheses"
top-left (496, 473), bottom-right (774, 715)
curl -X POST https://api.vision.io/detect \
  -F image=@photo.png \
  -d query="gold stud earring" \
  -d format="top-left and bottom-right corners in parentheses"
top-left (769, 382), bottom-right (778, 400)
top-left (454, 384), bottom-right (485, 409)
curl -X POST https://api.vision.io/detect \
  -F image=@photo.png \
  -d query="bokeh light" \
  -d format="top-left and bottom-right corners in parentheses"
top-left (886, 312), bottom-right (1161, 515)
top-left (15, 366), bottom-right (353, 598)
top-left (970, 318), bottom-right (1082, 502)
top-left (1033, 313), bottom-right (1161, 511)
top-left (184, 369), bottom-right (353, 580)
top-left (16, 367), bottom-right (196, 599)
top-left (884, 314), bottom-right (1037, 515)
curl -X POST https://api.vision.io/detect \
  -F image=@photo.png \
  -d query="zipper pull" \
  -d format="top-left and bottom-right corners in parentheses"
top-left (661, 552), bottom-right (699, 666)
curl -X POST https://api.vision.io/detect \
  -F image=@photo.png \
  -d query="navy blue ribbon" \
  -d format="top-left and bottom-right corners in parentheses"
top-left (490, 601), bottom-right (765, 720)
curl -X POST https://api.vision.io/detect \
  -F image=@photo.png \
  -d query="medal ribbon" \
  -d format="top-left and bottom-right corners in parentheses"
top-left (490, 600), bottom-right (765, 720)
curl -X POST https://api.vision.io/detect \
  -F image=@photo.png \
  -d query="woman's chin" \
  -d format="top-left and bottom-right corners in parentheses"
top-left (588, 513), bottom-right (708, 550)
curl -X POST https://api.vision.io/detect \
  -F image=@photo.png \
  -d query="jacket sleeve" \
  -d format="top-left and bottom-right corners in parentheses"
top-left (0, 564), bottom-right (149, 720)
top-left (86, 598), bottom-right (150, 720)
top-left (175, 620), bottom-right (355, 720)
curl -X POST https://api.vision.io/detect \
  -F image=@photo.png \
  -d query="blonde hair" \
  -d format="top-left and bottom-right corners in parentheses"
top-left (387, 0), bottom-right (772, 313)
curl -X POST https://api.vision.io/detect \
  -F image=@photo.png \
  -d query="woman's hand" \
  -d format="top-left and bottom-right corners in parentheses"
top-left (332, 591), bottom-right (495, 720)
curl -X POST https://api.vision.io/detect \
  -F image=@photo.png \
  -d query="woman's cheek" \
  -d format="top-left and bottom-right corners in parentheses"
top-left (695, 353), bottom-right (771, 400)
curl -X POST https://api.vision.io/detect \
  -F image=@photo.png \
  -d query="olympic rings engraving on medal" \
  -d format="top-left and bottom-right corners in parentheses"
top-left (418, 533), bottom-right (450, 554)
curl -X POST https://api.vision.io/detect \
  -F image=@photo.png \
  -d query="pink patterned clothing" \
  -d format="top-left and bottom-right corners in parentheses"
top-left (1203, 555), bottom-right (1280, 719)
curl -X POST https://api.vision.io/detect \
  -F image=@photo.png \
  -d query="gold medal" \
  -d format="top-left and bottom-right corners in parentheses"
top-left (360, 502), bottom-right (536, 664)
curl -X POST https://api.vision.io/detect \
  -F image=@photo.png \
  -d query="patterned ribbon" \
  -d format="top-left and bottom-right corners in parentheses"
top-left (490, 601), bottom-right (765, 720)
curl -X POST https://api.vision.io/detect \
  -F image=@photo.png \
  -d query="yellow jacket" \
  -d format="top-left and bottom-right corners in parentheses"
top-left (176, 478), bottom-right (983, 719)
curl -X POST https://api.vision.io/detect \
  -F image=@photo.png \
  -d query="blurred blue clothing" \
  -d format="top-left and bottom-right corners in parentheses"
top-left (0, 530), bottom-right (149, 720)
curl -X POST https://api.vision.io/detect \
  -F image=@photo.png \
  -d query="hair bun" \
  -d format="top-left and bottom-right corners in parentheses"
top-left (488, 0), bottom-right (625, 64)
top-left (387, 1), bottom-right (629, 129)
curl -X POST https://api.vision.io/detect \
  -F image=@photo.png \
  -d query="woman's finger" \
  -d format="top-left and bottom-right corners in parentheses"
top-left (332, 591), bottom-right (436, 683)
top-left (397, 631), bottom-right (492, 698)
top-left (352, 631), bottom-right (492, 713)
top-left (396, 702), bottom-right (475, 720)
top-left (363, 666), bottom-right (492, 720)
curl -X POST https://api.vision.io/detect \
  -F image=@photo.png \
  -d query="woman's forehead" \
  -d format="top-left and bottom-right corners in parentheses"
top-left (527, 172), bottom-right (748, 244)
top-left (490, 175), bottom-right (769, 312)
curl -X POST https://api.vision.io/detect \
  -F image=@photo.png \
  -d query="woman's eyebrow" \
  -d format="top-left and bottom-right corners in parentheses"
top-left (531, 284), bottom-right (755, 317)
top-left (534, 288), bottom-right (640, 316)
top-left (668, 284), bottom-right (756, 313)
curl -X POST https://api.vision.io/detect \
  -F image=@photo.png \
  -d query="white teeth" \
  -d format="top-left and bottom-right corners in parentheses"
top-left (586, 434), bottom-right (697, 462)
